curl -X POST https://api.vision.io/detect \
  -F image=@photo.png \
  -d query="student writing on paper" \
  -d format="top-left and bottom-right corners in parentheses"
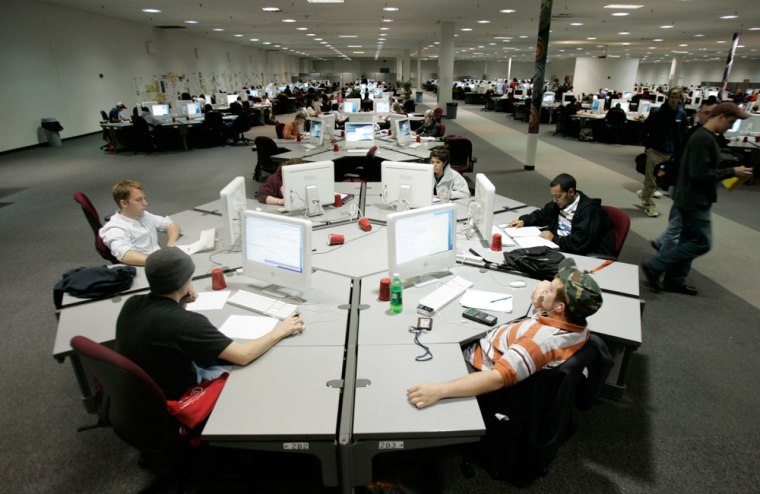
top-left (508, 173), bottom-right (615, 257)
top-left (115, 248), bottom-right (303, 399)
top-left (407, 258), bottom-right (602, 409)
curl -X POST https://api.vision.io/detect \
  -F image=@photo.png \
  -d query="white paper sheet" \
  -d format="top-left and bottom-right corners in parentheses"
top-left (176, 227), bottom-right (216, 255)
top-left (218, 315), bottom-right (279, 340)
top-left (503, 226), bottom-right (543, 238)
top-left (514, 236), bottom-right (559, 249)
top-left (185, 290), bottom-right (230, 311)
top-left (459, 289), bottom-right (513, 313)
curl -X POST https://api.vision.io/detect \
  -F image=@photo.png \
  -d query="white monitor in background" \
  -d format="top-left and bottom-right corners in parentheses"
top-left (282, 161), bottom-right (336, 216)
top-left (542, 92), bottom-right (555, 105)
top-left (348, 112), bottom-right (375, 124)
top-left (639, 101), bottom-right (652, 117)
top-left (219, 176), bottom-right (247, 249)
top-left (382, 92), bottom-right (394, 100)
top-left (707, 90), bottom-right (719, 99)
top-left (691, 95), bottom-right (703, 107)
top-left (655, 93), bottom-right (667, 104)
top-left (591, 98), bottom-right (604, 113)
top-left (308, 118), bottom-right (325, 147)
top-left (187, 102), bottom-right (202, 117)
top-left (562, 92), bottom-right (575, 105)
top-left (241, 210), bottom-right (312, 298)
top-left (373, 87), bottom-right (384, 97)
top-left (386, 203), bottom-right (457, 282)
top-left (610, 99), bottom-right (630, 113)
top-left (151, 104), bottom-right (170, 117)
top-left (321, 113), bottom-right (336, 141)
top-left (735, 113), bottom-right (760, 135)
top-left (249, 89), bottom-right (260, 98)
top-left (227, 94), bottom-right (239, 105)
top-left (141, 101), bottom-right (158, 110)
top-left (374, 99), bottom-right (391, 114)
top-left (514, 88), bottom-right (525, 99)
top-left (343, 98), bottom-right (361, 113)
top-left (472, 173), bottom-right (496, 242)
top-left (344, 122), bottom-right (375, 150)
top-left (725, 117), bottom-right (742, 136)
top-left (381, 161), bottom-right (434, 209)
top-left (623, 92), bottom-right (633, 99)
top-left (392, 118), bottom-right (412, 145)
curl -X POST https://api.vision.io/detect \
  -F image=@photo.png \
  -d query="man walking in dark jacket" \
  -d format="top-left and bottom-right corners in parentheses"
top-left (509, 173), bottom-right (616, 257)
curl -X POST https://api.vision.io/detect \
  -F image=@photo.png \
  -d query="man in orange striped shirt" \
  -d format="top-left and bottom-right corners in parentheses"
top-left (407, 258), bottom-right (602, 409)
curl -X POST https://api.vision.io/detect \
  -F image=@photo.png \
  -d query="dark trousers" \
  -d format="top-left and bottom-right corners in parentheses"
top-left (649, 207), bottom-right (712, 286)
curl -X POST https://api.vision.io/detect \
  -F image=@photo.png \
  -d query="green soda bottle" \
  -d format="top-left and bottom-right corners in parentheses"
top-left (390, 273), bottom-right (403, 314)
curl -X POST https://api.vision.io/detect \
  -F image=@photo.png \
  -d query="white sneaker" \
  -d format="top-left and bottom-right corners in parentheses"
top-left (645, 207), bottom-right (659, 217)
top-left (653, 190), bottom-right (663, 198)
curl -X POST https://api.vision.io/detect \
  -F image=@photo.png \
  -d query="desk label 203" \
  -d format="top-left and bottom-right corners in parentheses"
top-left (378, 441), bottom-right (404, 450)
top-left (283, 442), bottom-right (310, 451)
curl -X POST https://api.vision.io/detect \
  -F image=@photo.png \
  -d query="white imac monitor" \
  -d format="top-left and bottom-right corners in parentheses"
top-left (374, 99), bottom-right (391, 114)
top-left (348, 112), bottom-right (375, 124)
top-left (282, 161), bottom-right (336, 216)
top-left (639, 101), bottom-right (653, 117)
top-left (386, 203), bottom-right (457, 282)
top-left (542, 92), bottom-right (555, 105)
top-left (141, 100), bottom-right (158, 109)
top-left (180, 101), bottom-right (202, 117)
top-left (610, 99), bottom-right (630, 113)
top-left (321, 113), bottom-right (336, 141)
top-left (472, 173), bottom-right (496, 242)
top-left (343, 98), bottom-right (361, 113)
top-left (382, 91), bottom-right (394, 100)
top-left (219, 176), bottom-right (247, 249)
top-left (307, 118), bottom-right (325, 147)
top-left (655, 93), bottom-right (667, 104)
top-left (514, 88), bottom-right (525, 100)
top-left (591, 98), bottom-right (604, 113)
top-left (623, 91), bottom-right (633, 99)
top-left (241, 210), bottom-right (312, 298)
top-left (227, 94), bottom-right (239, 105)
top-left (344, 122), bottom-right (375, 150)
top-left (562, 92), bottom-right (575, 105)
top-left (151, 104), bottom-right (170, 117)
top-left (249, 89), bottom-right (260, 98)
top-left (392, 118), bottom-right (412, 145)
top-left (380, 161), bottom-right (434, 210)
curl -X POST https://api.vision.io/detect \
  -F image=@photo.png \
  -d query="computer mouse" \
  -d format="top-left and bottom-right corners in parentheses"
top-left (510, 280), bottom-right (527, 288)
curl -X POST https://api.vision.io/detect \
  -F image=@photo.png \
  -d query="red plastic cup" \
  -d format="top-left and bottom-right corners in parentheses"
top-left (296, 133), bottom-right (302, 142)
top-left (416, 134), bottom-right (421, 143)
top-left (334, 193), bottom-right (343, 207)
top-left (333, 141), bottom-right (339, 152)
top-left (211, 267), bottom-right (227, 290)
top-left (172, 116), bottom-right (176, 123)
top-left (491, 233), bottom-right (503, 252)
top-left (328, 233), bottom-right (345, 245)
top-left (378, 277), bottom-right (391, 301)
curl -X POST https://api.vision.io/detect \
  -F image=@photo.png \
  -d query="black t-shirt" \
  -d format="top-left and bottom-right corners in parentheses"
top-left (115, 293), bottom-right (233, 400)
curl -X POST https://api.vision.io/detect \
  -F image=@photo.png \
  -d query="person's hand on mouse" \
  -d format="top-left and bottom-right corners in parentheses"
top-left (276, 313), bottom-right (305, 337)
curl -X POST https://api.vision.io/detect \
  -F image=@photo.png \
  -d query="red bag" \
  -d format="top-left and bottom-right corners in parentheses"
top-left (166, 372), bottom-right (229, 429)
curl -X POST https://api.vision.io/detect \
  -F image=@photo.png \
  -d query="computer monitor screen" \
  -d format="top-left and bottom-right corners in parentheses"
top-left (219, 176), bottom-right (247, 249)
top-left (382, 92), bottom-right (394, 100)
top-left (374, 87), bottom-right (384, 97)
top-left (387, 203), bottom-right (457, 281)
top-left (392, 118), bottom-right (412, 145)
top-left (639, 101), bottom-right (652, 116)
top-left (562, 92), bottom-right (575, 105)
top-left (151, 104), bottom-right (169, 117)
top-left (542, 92), bottom-right (555, 105)
top-left (591, 99), bottom-right (603, 113)
top-left (282, 161), bottom-right (336, 215)
top-left (381, 161), bottom-right (434, 209)
top-left (241, 210), bottom-right (312, 297)
top-left (343, 98), bottom-right (361, 113)
top-left (186, 102), bottom-right (201, 116)
top-left (374, 99), bottom-right (391, 113)
top-left (321, 113), bottom-right (336, 141)
top-left (610, 99), bottom-right (630, 113)
top-left (514, 88), bottom-right (525, 99)
top-left (344, 122), bottom-right (375, 149)
top-left (227, 94), bottom-right (239, 105)
top-left (249, 89), bottom-right (260, 98)
top-left (472, 173), bottom-right (496, 242)
top-left (623, 92), bottom-right (633, 99)
top-left (308, 118), bottom-right (325, 147)
top-left (655, 93), bottom-right (667, 104)
top-left (348, 112), bottom-right (375, 124)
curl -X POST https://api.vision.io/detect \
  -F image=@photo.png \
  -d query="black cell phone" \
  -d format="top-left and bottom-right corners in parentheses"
top-left (417, 317), bottom-right (433, 332)
top-left (462, 308), bottom-right (498, 326)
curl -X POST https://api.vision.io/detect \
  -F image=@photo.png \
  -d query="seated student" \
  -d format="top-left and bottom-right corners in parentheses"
top-left (509, 173), bottom-right (615, 257)
top-left (407, 258), bottom-right (602, 409)
top-left (283, 112), bottom-right (306, 140)
top-left (139, 106), bottom-right (162, 130)
top-left (115, 247), bottom-right (304, 400)
top-left (415, 110), bottom-right (441, 138)
top-left (109, 102), bottom-right (128, 123)
top-left (256, 158), bottom-right (304, 205)
top-left (430, 146), bottom-right (470, 200)
top-left (99, 179), bottom-right (181, 266)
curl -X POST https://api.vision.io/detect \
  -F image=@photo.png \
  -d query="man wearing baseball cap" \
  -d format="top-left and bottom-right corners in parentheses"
top-left (115, 247), bottom-right (304, 399)
top-left (109, 102), bottom-right (128, 123)
top-left (641, 102), bottom-right (753, 296)
top-left (407, 258), bottom-right (602, 409)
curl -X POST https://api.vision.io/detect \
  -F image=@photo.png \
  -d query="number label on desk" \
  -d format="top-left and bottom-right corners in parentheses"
top-left (378, 441), bottom-right (404, 450)
top-left (283, 442), bottom-right (310, 451)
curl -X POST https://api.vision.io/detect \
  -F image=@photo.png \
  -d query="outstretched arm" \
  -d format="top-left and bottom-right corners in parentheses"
top-left (406, 369), bottom-right (503, 409)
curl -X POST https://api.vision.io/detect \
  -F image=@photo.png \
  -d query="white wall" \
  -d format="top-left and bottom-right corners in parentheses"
top-left (637, 60), bottom-right (760, 88)
top-left (573, 58), bottom-right (640, 96)
top-left (0, 0), bottom-right (300, 152)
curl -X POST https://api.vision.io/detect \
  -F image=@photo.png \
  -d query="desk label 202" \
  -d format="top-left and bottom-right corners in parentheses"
top-left (378, 441), bottom-right (404, 450)
top-left (283, 442), bottom-right (310, 451)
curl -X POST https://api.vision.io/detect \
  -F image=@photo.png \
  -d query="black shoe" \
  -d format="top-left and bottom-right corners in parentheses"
top-left (650, 240), bottom-right (660, 252)
top-left (663, 282), bottom-right (698, 296)
top-left (640, 262), bottom-right (663, 292)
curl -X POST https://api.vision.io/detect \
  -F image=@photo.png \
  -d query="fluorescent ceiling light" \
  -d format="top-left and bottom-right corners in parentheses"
top-left (339, 35), bottom-right (358, 38)
top-left (250, 38), bottom-right (259, 41)
top-left (619, 31), bottom-right (630, 35)
top-left (383, 7), bottom-right (399, 12)
top-left (282, 19), bottom-right (296, 23)
top-left (500, 9), bottom-right (516, 13)
top-left (142, 9), bottom-right (161, 14)
top-left (611, 12), bottom-right (630, 16)
top-left (307, 0), bottom-right (344, 3)
top-left (347, 45), bottom-right (362, 48)
top-left (570, 23), bottom-right (583, 26)
top-left (263, 42), bottom-right (271, 45)
top-left (461, 28), bottom-right (473, 31)
top-left (603, 4), bottom-right (643, 8)
top-left (382, 19), bottom-right (393, 23)
top-left (213, 28), bottom-right (224, 32)
top-left (297, 27), bottom-right (308, 31)
top-left (261, 7), bottom-right (281, 12)
top-left (477, 20), bottom-right (491, 24)
top-left (233, 34), bottom-right (243, 37)
top-left (660, 25), bottom-right (674, 29)
top-left (184, 20), bottom-right (198, 24)
top-left (720, 15), bottom-right (738, 19)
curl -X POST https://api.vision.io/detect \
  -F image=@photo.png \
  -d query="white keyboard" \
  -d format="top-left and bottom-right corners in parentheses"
top-left (416, 276), bottom-right (474, 315)
top-left (302, 143), bottom-right (316, 150)
top-left (227, 290), bottom-right (298, 319)
top-left (408, 142), bottom-right (422, 148)
top-left (346, 149), bottom-right (368, 153)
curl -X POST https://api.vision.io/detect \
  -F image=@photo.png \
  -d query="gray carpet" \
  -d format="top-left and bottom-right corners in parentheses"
top-left (1, 99), bottom-right (758, 493)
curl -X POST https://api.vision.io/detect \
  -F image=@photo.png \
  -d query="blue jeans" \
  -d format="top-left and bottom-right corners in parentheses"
top-left (649, 207), bottom-right (712, 286)
top-left (655, 187), bottom-right (682, 254)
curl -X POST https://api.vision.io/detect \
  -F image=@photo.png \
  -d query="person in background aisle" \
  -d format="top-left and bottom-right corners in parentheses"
top-left (641, 102), bottom-right (753, 296)
top-left (430, 146), bottom-right (469, 200)
top-left (638, 87), bottom-right (687, 217)
top-left (256, 159), bottom-right (304, 205)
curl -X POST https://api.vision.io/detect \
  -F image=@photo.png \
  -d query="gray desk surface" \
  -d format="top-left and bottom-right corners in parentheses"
top-left (311, 222), bottom-right (389, 278)
top-left (203, 345), bottom-right (344, 440)
top-left (353, 344), bottom-right (485, 438)
top-left (54, 270), bottom-right (351, 357)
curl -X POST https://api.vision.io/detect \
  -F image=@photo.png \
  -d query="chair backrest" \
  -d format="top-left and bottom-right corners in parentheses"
top-left (601, 205), bottom-right (630, 257)
top-left (275, 122), bottom-right (285, 139)
top-left (204, 111), bottom-right (224, 129)
top-left (100, 110), bottom-right (109, 122)
top-left (254, 136), bottom-right (278, 162)
top-left (433, 107), bottom-right (443, 123)
top-left (73, 192), bottom-right (118, 263)
top-left (443, 136), bottom-right (475, 174)
top-left (403, 99), bottom-right (416, 113)
top-left (437, 123), bottom-right (446, 137)
top-left (70, 335), bottom-right (175, 453)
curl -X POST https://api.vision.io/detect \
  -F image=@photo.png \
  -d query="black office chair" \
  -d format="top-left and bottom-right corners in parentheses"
top-left (464, 334), bottom-right (613, 485)
top-left (604, 110), bottom-right (627, 144)
top-left (130, 116), bottom-right (155, 154)
top-left (443, 136), bottom-right (477, 175)
top-left (228, 113), bottom-right (252, 145)
top-left (403, 99), bottom-right (416, 113)
top-left (203, 111), bottom-right (226, 147)
top-left (253, 136), bottom-right (287, 182)
top-left (70, 335), bottom-right (194, 492)
top-left (73, 192), bottom-right (118, 264)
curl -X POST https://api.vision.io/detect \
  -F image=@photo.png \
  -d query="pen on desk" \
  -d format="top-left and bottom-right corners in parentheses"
top-left (490, 296), bottom-right (512, 303)
top-left (590, 260), bottom-right (614, 273)
top-left (468, 248), bottom-right (482, 258)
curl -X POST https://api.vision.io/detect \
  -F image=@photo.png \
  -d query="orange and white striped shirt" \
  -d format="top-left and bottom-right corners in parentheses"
top-left (463, 314), bottom-right (589, 387)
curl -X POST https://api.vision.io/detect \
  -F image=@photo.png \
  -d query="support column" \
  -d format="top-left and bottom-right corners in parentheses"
top-left (507, 57), bottom-right (512, 82)
top-left (720, 32), bottom-right (740, 100)
top-left (438, 22), bottom-right (455, 108)
top-left (416, 43), bottom-right (422, 90)
top-left (396, 56), bottom-right (403, 83)
top-left (668, 56), bottom-right (681, 90)
top-left (525, 0), bottom-right (554, 171)
top-left (402, 49), bottom-right (411, 84)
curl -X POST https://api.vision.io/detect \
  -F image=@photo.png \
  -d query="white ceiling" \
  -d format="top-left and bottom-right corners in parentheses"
top-left (41, 0), bottom-right (760, 64)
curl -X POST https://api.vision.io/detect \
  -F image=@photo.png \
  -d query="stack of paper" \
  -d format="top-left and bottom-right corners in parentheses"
top-left (176, 228), bottom-right (216, 255)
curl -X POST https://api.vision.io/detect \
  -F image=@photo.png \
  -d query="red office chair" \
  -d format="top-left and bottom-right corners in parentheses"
top-left (70, 335), bottom-right (192, 491)
top-left (433, 107), bottom-right (443, 123)
top-left (602, 205), bottom-right (631, 259)
top-left (253, 136), bottom-right (287, 182)
top-left (341, 145), bottom-right (377, 182)
top-left (74, 192), bottom-right (119, 264)
top-left (437, 123), bottom-right (446, 137)
top-left (443, 136), bottom-right (477, 175)
top-left (275, 122), bottom-right (286, 139)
